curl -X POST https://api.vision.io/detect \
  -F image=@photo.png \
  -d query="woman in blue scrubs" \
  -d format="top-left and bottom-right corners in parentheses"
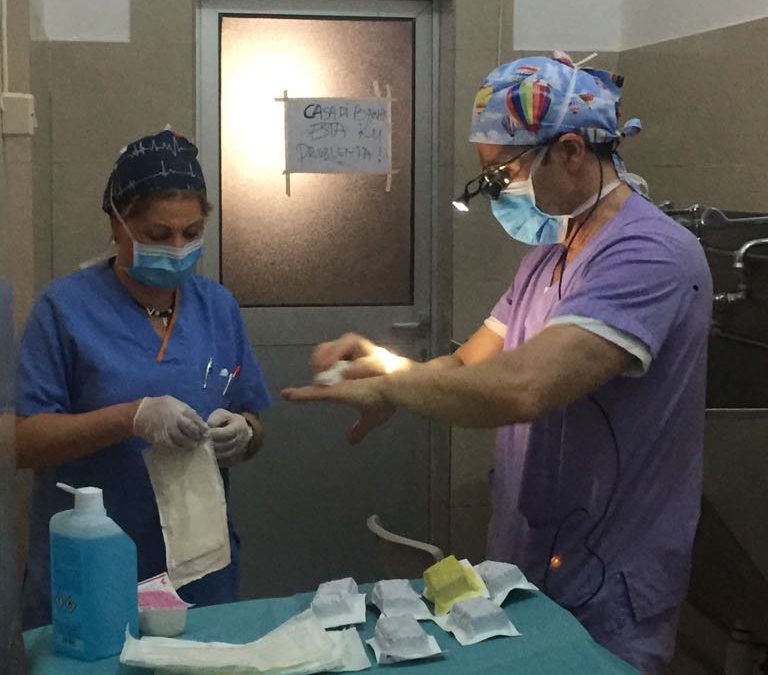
top-left (16, 130), bottom-right (271, 629)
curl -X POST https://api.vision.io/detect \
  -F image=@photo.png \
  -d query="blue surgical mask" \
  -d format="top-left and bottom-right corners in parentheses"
top-left (491, 184), bottom-right (567, 245)
top-left (490, 152), bottom-right (567, 245)
top-left (491, 151), bottom-right (623, 246)
top-left (126, 238), bottom-right (203, 288)
top-left (109, 191), bottom-right (204, 288)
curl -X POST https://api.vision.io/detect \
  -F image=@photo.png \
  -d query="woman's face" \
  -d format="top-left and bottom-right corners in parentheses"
top-left (113, 195), bottom-right (205, 266)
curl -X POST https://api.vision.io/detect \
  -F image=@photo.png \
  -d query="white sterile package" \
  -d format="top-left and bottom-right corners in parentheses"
top-left (314, 360), bottom-right (351, 386)
top-left (474, 560), bottom-right (538, 606)
top-left (433, 597), bottom-right (520, 646)
top-left (121, 609), bottom-right (370, 673)
top-left (370, 579), bottom-right (433, 620)
top-left (143, 439), bottom-right (230, 589)
top-left (366, 615), bottom-right (442, 665)
top-left (311, 578), bottom-right (367, 629)
top-left (329, 628), bottom-right (372, 672)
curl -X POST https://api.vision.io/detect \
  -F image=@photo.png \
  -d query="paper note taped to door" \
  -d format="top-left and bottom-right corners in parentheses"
top-left (284, 97), bottom-right (392, 174)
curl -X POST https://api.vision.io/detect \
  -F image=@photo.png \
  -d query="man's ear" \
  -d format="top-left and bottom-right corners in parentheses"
top-left (555, 133), bottom-right (589, 172)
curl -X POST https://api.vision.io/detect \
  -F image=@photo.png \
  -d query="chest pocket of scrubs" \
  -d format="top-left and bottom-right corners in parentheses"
top-left (169, 359), bottom-right (234, 424)
top-left (205, 367), bottom-right (235, 412)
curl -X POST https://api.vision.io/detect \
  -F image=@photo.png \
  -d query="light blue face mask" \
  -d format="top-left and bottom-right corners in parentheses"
top-left (490, 151), bottom-right (568, 245)
top-left (490, 151), bottom-right (623, 246)
top-left (126, 238), bottom-right (203, 288)
top-left (491, 187), bottom-right (567, 245)
top-left (110, 190), bottom-right (204, 288)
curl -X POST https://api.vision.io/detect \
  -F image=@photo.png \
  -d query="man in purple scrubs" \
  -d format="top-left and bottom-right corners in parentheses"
top-left (284, 53), bottom-right (712, 673)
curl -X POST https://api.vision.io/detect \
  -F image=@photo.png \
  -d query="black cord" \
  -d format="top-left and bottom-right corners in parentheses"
top-left (543, 393), bottom-right (622, 611)
top-left (555, 159), bottom-right (604, 300)
top-left (543, 159), bottom-right (616, 610)
top-left (543, 156), bottom-right (619, 608)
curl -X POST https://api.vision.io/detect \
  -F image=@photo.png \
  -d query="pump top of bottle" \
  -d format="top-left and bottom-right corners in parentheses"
top-left (56, 482), bottom-right (106, 515)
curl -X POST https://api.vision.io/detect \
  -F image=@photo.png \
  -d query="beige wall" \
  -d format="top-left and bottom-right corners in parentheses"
top-left (31, 0), bottom-right (197, 285)
top-left (3, 0), bottom-right (35, 326)
top-left (619, 18), bottom-right (768, 212)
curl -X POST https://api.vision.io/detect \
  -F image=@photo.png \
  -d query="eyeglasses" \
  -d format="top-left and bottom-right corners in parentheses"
top-left (452, 146), bottom-right (540, 213)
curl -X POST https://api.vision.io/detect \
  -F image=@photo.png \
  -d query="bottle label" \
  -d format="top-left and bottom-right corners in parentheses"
top-left (51, 535), bottom-right (83, 653)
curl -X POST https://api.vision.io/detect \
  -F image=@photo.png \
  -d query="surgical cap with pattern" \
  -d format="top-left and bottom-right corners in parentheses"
top-left (102, 130), bottom-right (206, 216)
top-left (469, 52), bottom-right (641, 147)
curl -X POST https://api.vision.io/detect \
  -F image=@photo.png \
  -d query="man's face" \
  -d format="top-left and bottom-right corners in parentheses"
top-left (474, 141), bottom-right (579, 216)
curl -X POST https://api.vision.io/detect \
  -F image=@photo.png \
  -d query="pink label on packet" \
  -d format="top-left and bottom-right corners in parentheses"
top-left (138, 572), bottom-right (194, 608)
top-left (138, 590), bottom-right (189, 610)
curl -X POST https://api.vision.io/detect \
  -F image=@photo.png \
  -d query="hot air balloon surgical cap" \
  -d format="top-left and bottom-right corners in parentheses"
top-left (469, 52), bottom-right (641, 147)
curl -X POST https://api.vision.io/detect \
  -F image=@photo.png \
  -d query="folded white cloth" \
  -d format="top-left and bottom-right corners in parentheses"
top-left (120, 609), bottom-right (370, 673)
top-left (143, 439), bottom-right (230, 589)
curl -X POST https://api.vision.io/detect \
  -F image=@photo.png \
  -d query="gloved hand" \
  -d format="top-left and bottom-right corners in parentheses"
top-left (133, 395), bottom-right (208, 450)
top-left (207, 409), bottom-right (254, 467)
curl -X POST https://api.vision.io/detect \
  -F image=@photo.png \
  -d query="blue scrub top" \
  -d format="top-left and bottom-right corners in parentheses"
top-left (17, 261), bottom-right (271, 629)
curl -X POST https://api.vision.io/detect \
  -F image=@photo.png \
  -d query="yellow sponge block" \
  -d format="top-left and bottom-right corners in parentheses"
top-left (423, 555), bottom-right (486, 615)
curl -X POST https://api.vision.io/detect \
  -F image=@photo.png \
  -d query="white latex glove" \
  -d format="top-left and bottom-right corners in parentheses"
top-left (133, 395), bottom-right (208, 451)
top-left (206, 409), bottom-right (253, 467)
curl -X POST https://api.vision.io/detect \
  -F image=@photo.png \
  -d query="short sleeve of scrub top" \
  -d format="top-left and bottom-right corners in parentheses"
top-left (17, 293), bottom-right (74, 416)
top-left (548, 233), bottom-right (692, 360)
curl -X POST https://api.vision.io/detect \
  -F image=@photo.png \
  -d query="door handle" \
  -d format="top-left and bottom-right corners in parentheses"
top-left (391, 314), bottom-right (431, 336)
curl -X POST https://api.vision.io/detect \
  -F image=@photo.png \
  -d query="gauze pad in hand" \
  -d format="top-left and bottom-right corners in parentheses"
top-left (143, 439), bottom-right (230, 589)
top-left (370, 579), bottom-right (432, 620)
top-left (314, 360), bottom-right (351, 387)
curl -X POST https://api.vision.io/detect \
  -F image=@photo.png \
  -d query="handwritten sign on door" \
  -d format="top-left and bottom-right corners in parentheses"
top-left (284, 97), bottom-right (391, 174)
